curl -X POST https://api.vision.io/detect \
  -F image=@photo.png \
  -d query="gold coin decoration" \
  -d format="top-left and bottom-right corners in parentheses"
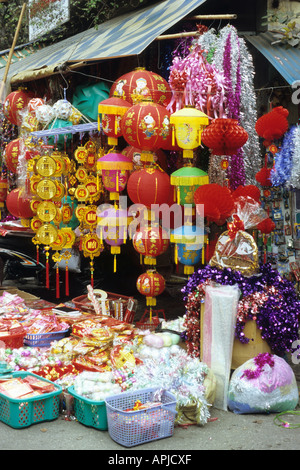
top-left (35, 155), bottom-right (57, 177)
top-left (36, 200), bottom-right (57, 222)
top-left (36, 223), bottom-right (58, 245)
top-left (36, 179), bottom-right (57, 200)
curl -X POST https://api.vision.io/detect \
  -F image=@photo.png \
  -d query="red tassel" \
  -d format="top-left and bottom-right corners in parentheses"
top-left (56, 266), bottom-right (60, 299)
top-left (46, 251), bottom-right (49, 289)
top-left (205, 240), bottom-right (210, 263)
top-left (65, 265), bottom-right (69, 296)
top-left (36, 246), bottom-right (39, 265)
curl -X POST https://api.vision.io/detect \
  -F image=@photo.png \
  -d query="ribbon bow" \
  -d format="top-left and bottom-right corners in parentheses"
top-left (227, 214), bottom-right (245, 239)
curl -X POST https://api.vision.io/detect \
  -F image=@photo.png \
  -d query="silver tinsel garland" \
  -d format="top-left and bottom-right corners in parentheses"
top-left (287, 125), bottom-right (300, 189)
top-left (196, 25), bottom-right (261, 186)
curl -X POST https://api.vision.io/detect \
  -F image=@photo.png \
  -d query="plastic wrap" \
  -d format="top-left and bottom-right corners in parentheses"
top-left (210, 196), bottom-right (268, 276)
top-left (228, 354), bottom-right (299, 414)
top-left (202, 283), bottom-right (240, 411)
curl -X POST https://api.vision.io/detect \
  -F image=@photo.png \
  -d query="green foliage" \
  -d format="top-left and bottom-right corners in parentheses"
top-left (0, 0), bottom-right (152, 52)
top-left (262, 10), bottom-right (300, 48)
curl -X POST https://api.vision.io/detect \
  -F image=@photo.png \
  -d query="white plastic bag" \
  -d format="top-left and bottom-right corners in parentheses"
top-left (228, 353), bottom-right (299, 414)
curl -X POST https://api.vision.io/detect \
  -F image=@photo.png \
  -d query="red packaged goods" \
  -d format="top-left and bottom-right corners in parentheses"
top-left (23, 375), bottom-right (55, 393)
top-left (0, 319), bottom-right (25, 336)
top-left (0, 378), bottom-right (34, 399)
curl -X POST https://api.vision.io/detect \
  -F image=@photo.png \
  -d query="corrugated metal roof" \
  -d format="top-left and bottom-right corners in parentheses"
top-left (245, 31), bottom-right (300, 85)
top-left (0, 0), bottom-right (207, 85)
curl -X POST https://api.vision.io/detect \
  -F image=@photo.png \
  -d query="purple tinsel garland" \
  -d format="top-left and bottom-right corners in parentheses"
top-left (182, 263), bottom-right (300, 356)
top-left (222, 33), bottom-right (246, 189)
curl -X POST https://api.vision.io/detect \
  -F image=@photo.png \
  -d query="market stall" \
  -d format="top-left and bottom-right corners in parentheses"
top-left (0, 20), bottom-right (299, 446)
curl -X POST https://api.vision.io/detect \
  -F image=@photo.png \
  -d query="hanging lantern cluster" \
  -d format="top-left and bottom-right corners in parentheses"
top-left (100, 68), bottom-right (175, 313)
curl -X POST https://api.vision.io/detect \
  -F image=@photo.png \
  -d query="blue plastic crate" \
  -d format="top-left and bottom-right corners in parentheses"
top-left (68, 386), bottom-right (108, 430)
top-left (105, 388), bottom-right (177, 447)
top-left (0, 371), bottom-right (62, 428)
top-left (24, 329), bottom-right (69, 347)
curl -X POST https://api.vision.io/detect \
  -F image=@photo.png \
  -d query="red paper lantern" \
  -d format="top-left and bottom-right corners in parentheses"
top-left (127, 166), bottom-right (171, 208)
top-left (3, 89), bottom-right (34, 126)
top-left (132, 225), bottom-right (169, 265)
top-left (121, 100), bottom-right (171, 156)
top-left (6, 188), bottom-right (34, 219)
top-left (4, 138), bottom-right (21, 173)
top-left (110, 67), bottom-right (171, 107)
top-left (201, 118), bottom-right (248, 156)
top-left (136, 269), bottom-right (166, 306)
top-left (255, 106), bottom-right (289, 147)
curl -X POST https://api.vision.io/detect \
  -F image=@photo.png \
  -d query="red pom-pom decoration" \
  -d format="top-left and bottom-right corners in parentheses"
top-left (255, 167), bottom-right (272, 187)
top-left (255, 106), bottom-right (289, 146)
top-left (257, 218), bottom-right (275, 234)
top-left (201, 118), bottom-right (248, 156)
top-left (194, 183), bottom-right (234, 223)
top-left (231, 185), bottom-right (261, 203)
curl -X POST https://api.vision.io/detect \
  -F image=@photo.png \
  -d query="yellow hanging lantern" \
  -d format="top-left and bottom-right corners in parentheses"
top-left (170, 106), bottom-right (209, 159)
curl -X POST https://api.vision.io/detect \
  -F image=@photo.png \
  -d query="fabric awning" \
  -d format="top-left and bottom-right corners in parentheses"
top-left (0, 0), bottom-right (207, 85)
top-left (245, 31), bottom-right (300, 85)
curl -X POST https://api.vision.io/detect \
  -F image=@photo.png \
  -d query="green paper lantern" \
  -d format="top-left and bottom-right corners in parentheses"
top-left (170, 166), bottom-right (209, 206)
top-left (72, 81), bottom-right (110, 122)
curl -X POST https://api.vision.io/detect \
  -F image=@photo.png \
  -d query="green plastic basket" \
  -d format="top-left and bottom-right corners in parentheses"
top-left (68, 386), bottom-right (108, 430)
top-left (0, 372), bottom-right (62, 429)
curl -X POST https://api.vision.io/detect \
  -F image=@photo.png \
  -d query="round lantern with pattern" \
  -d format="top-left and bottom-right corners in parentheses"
top-left (6, 188), bottom-right (34, 219)
top-left (110, 67), bottom-right (171, 107)
top-left (136, 269), bottom-right (166, 306)
top-left (121, 100), bottom-right (171, 163)
top-left (3, 89), bottom-right (34, 126)
top-left (122, 145), bottom-right (168, 171)
top-left (4, 138), bottom-right (21, 173)
top-left (132, 225), bottom-right (169, 265)
top-left (127, 166), bottom-right (171, 208)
